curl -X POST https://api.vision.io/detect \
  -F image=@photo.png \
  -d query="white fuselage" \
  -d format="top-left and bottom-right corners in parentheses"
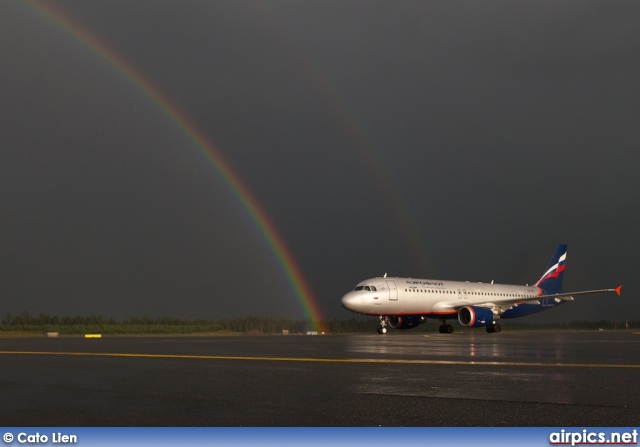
top-left (341, 277), bottom-right (544, 317)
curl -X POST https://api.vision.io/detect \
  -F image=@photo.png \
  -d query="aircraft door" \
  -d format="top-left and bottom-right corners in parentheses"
top-left (386, 280), bottom-right (398, 301)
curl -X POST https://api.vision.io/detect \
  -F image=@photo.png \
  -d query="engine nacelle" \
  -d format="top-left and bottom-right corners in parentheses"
top-left (458, 306), bottom-right (494, 328)
top-left (387, 316), bottom-right (422, 330)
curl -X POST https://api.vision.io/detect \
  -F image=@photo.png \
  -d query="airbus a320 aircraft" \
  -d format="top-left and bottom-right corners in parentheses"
top-left (341, 244), bottom-right (622, 334)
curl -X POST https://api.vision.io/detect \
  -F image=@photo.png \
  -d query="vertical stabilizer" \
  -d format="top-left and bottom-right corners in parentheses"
top-left (535, 244), bottom-right (567, 293)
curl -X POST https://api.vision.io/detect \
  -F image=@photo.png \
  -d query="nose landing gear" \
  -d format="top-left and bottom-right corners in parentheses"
top-left (377, 316), bottom-right (388, 334)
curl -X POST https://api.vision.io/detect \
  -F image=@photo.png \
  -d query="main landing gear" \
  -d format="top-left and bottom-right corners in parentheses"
top-left (377, 316), bottom-right (388, 334)
top-left (486, 323), bottom-right (502, 333)
top-left (438, 318), bottom-right (454, 333)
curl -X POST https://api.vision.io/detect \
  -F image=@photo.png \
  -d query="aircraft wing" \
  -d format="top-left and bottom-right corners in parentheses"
top-left (537, 286), bottom-right (622, 300)
top-left (495, 286), bottom-right (621, 315)
top-left (433, 286), bottom-right (622, 316)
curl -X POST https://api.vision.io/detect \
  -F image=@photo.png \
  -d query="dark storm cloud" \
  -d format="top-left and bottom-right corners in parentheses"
top-left (0, 0), bottom-right (638, 322)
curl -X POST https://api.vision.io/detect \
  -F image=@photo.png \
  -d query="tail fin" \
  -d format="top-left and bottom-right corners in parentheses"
top-left (535, 244), bottom-right (567, 293)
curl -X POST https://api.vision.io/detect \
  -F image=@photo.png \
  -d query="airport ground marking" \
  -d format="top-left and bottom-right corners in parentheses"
top-left (0, 350), bottom-right (639, 369)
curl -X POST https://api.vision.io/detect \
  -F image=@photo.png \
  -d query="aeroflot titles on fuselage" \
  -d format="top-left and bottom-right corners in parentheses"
top-left (406, 280), bottom-right (445, 286)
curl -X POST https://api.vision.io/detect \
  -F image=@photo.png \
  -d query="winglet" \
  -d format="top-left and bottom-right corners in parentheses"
top-left (615, 285), bottom-right (622, 296)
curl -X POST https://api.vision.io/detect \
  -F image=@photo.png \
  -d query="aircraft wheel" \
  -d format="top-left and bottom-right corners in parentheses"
top-left (486, 325), bottom-right (495, 333)
top-left (445, 324), bottom-right (453, 333)
top-left (494, 323), bottom-right (502, 333)
top-left (377, 327), bottom-right (388, 334)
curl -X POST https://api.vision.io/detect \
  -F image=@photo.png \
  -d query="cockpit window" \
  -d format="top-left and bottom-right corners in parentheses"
top-left (354, 285), bottom-right (377, 291)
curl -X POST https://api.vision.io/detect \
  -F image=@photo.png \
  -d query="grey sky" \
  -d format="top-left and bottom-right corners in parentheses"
top-left (1, 0), bottom-right (638, 323)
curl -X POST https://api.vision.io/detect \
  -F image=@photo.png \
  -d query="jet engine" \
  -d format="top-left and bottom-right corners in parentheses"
top-left (457, 306), bottom-right (494, 328)
top-left (387, 316), bottom-right (422, 330)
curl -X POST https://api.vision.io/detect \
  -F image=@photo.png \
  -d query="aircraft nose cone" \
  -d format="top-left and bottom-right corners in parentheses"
top-left (341, 292), bottom-right (361, 311)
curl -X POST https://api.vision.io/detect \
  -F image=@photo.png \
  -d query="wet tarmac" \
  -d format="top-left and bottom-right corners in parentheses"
top-left (1, 331), bottom-right (638, 426)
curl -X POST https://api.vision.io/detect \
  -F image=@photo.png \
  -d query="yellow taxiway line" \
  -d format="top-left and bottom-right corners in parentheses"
top-left (0, 350), bottom-right (639, 369)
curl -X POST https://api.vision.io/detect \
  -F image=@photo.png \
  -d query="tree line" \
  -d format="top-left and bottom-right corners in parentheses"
top-left (1, 311), bottom-right (635, 334)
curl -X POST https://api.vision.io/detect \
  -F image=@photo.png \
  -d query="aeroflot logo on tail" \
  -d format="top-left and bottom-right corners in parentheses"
top-left (406, 281), bottom-right (444, 286)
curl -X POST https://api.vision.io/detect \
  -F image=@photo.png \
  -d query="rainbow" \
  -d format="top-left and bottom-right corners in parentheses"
top-left (250, 3), bottom-right (436, 276)
top-left (24, 0), bottom-right (325, 331)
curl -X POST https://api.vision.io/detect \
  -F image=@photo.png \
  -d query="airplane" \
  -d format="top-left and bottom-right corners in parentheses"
top-left (341, 244), bottom-right (622, 334)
